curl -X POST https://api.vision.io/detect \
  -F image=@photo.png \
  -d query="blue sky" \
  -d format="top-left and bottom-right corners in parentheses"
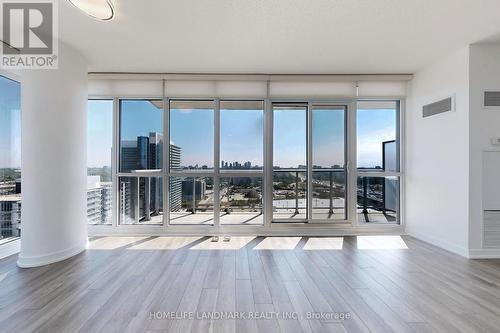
top-left (312, 109), bottom-right (345, 168)
top-left (357, 109), bottom-right (396, 168)
top-left (87, 100), bottom-right (114, 168)
top-left (0, 76), bottom-right (21, 169)
top-left (273, 109), bottom-right (307, 168)
top-left (120, 100), bottom-right (163, 141)
top-left (170, 108), bottom-right (214, 167)
top-left (86, 100), bottom-right (396, 169)
top-left (220, 109), bottom-right (263, 166)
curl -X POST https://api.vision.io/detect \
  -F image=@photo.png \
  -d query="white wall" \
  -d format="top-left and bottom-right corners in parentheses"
top-left (18, 42), bottom-right (88, 268)
top-left (468, 43), bottom-right (500, 257)
top-left (406, 47), bottom-right (470, 256)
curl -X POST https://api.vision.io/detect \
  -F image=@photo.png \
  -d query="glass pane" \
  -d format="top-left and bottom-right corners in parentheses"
top-left (87, 100), bottom-right (113, 225)
top-left (383, 140), bottom-right (397, 172)
top-left (273, 105), bottom-right (307, 169)
top-left (0, 76), bottom-right (21, 241)
top-left (120, 100), bottom-right (163, 172)
top-left (311, 105), bottom-right (346, 221)
top-left (357, 176), bottom-right (399, 223)
top-left (273, 171), bottom-right (307, 220)
top-left (119, 176), bottom-right (163, 225)
top-left (169, 100), bottom-right (214, 171)
top-left (220, 177), bottom-right (263, 225)
top-left (312, 106), bottom-right (345, 169)
top-left (312, 171), bottom-right (346, 220)
top-left (357, 101), bottom-right (399, 170)
top-left (169, 176), bottom-right (214, 225)
top-left (220, 101), bottom-right (264, 170)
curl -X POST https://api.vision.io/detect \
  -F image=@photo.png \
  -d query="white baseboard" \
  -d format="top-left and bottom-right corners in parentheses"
top-left (0, 238), bottom-right (21, 260)
top-left (406, 228), bottom-right (469, 258)
top-left (17, 240), bottom-right (88, 268)
top-left (468, 248), bottom-right (500, 259)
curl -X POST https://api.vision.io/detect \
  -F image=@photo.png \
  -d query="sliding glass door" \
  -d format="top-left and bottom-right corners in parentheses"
top-left (272, 104), bottom-right (308, 221)
top-left (311, 105), bottom-right (347, 220)
top-left (219, 101), bottom-right (264, 225)
top-left (272, 103), bottom-right (347, 223)
top-left (168, 100), bottom-right (215, 225)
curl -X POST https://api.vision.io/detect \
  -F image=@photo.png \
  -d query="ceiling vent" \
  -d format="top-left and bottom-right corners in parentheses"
top-left (483, 91), bottom-right (500, 108)
top-left (423, 96), bottom-right (454, 118)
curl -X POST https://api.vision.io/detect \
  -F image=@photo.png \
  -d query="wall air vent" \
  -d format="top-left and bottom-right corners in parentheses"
top-left (423, 96), bottom-right (454, 118)
top-left (483, 91), bottom-right (500, 108)
top-left (483, 211), bottom-right (500, 248)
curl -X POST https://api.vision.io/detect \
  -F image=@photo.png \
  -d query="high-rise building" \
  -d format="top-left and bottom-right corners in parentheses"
top-left (147, 132), bottom-right (163, 215)
top-left (137, 136), bottom-right (149, 170)
top-left (182, 179), bottom-right (206, 201)
top-left (0, 195), bottom-right (21, 238)
top-left (120, 178), bottom-right (135, 224)
top-left (120, 134), bottom-right (160, 221)
top-left (120, 140), bottom-right (138, 172)
top-left (120, 135), bottom-right (157, 172)
top-left (148, 132), bottom-right (163, 169)
top-left (87, 176), bottom-right (112, 225)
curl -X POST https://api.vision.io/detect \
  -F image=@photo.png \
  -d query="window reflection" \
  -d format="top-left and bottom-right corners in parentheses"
top-left (0, 76), bottom-right (21, 240)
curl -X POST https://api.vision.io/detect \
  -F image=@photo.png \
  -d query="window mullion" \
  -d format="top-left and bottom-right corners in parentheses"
top-left (264, 99), bottom-right (272, 227)
top-left (112, 97), bottom-right (119, 227)
top-left (214, 98), bottom-right (221, 229)
top-left (307, 102), bottom-right (313, 222)
top-left (163, 95), bottom-right (169, 228)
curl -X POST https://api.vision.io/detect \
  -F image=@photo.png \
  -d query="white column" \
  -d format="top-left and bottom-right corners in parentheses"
top-left (17, 42), bottom-right (88, 268)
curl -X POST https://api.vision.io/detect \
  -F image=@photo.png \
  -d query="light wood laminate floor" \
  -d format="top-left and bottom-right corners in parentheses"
top-left (1, 235), bottom-right (500, 333)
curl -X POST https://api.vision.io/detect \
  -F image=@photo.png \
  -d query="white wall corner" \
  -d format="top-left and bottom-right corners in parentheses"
top-left (405, 228), bottom-right (469, 258)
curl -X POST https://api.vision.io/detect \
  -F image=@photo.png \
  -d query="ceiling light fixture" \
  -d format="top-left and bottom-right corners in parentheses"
top-left (68, 0), bottom-right (115, 21)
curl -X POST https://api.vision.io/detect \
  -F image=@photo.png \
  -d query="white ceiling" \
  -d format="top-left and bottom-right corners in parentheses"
top-left (59, 0), bottom-right (500, 74)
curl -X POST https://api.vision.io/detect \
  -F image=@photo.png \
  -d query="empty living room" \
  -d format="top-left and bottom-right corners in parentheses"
top-left (1, 0), bottom-right (500, 332)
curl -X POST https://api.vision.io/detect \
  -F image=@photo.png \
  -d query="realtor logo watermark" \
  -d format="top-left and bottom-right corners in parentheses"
top-left (1, 0), bottom-right (58, 69)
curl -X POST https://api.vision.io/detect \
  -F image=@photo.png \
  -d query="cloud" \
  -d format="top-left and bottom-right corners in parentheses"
top-left (357, 126), bottom-right (395, 167)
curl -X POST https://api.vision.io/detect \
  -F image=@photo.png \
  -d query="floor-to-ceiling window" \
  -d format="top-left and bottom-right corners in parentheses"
top-left (119, 99), bottom-right (164, 225)
top-left (0, 75), bottom-right (21, 242)
top-left (219, 101), bottom-right (264, 225)
top-left (91, 93), bottom-right (402, 231)
top-left (87, 100), bottom-right (113, 225)
top-left (272, 103), bottom-right (348, 222)
top-left (356, 100), bottom-right (401, 223)
top-left (168, 100), bottom-right (215, 225)
top-left (168, 100), bottom-right (265, 226)
top-left (311, 105), bottom-right (347, 220)
top-left (272, 104), bottom-right (308, 221)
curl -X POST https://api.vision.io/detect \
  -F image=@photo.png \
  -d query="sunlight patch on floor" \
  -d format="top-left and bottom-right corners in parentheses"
top-left (89, 235), bottom-right (408, 251)
top-left (303, 237), bottom-right (344, 250)
top-left (89, 237), bottom-right (149, 250)
top-left (253, 237), bottom-right (302, 250)
top-left (356, 235), bottom-right (408, 249)
top-left (128, 237), bottom-right (203, 250)
top-left (190, 236), bottom-right (256, 250)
